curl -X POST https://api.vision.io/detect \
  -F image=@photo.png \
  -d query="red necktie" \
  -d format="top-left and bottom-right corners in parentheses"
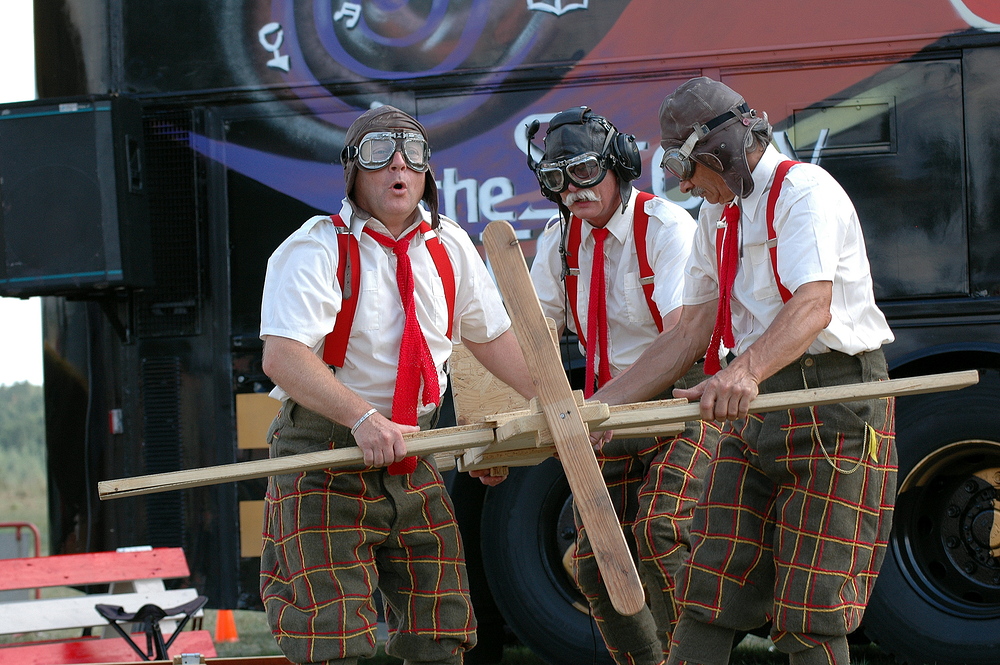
top-left (363, 225), bottom-right (440, 474)
top-left (584, 227), bottom-right (612, 398)
top-left (706, 202), bottom-right (740, 375)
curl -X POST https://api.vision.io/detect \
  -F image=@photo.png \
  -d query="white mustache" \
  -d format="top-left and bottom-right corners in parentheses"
top-left (562, 189), bottom-right (601, 206)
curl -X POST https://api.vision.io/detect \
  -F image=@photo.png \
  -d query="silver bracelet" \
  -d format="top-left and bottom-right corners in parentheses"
top-left (351, 408), bottom-right (378, 435)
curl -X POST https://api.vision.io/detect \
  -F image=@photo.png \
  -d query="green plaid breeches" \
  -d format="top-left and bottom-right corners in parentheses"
top-left (675, 349), bottom-right (897, 653)
top-left (260, 401), bottom-right (475, 665)
top-left (573, 364), bottom-right (722, 665)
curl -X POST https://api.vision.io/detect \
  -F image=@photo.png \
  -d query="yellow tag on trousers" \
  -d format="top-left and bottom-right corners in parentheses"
top-left (866, 424), bottom-right (878, 463)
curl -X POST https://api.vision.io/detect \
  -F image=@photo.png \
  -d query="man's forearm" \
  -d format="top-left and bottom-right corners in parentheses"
top-left (261, 335), bottom-right (374, 427)
top-left (732, 280), bottom-right (833, 385)
top-left (595, 301), bottom-right (715, 406)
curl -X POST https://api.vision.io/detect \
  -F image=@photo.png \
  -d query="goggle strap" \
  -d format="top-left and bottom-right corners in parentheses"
top-left (690, 102), bottom-right (752, 142)
top-left (678, 130), bottom-right (700, 159)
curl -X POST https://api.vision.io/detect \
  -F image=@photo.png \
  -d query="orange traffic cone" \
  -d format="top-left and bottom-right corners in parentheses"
top-left (214, 609), bottom-right (239, 643)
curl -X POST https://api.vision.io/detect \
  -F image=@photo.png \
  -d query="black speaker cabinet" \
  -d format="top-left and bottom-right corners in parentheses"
top-left (0, 95), bottom-right (152, 298)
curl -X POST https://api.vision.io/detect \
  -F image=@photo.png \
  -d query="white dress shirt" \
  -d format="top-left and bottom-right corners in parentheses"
top-left (531, 188), bottom-right (696, 375)
top-left (684, 146), bottom-right (894, 358)
top-left (261, 198), bottom-right (512, 416)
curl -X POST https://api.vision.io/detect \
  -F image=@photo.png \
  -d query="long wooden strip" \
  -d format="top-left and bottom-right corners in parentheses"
top-left (596, 369), bottom-right (979, 431)
top-left (98, 424), bottom-right (494, 500)
top-left (483, 220), bottom-right (645, 617)
top-left (98, 370), bottom-right (979, 501)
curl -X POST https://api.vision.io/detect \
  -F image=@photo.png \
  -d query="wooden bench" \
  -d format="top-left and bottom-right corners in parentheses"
top-left (0, 546), bottom-right (217, 663)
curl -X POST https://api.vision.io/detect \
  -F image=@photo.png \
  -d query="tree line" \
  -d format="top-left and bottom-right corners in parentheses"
top-left (0, 382), bottom-right (44, 455)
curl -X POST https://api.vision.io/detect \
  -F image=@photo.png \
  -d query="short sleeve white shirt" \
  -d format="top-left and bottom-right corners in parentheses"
top-left (684, 146), bottom-right (893, 357)
top-left (531, 188), bottom-right (696, 374)
top-left (260, 198), bottom-right (512, 416)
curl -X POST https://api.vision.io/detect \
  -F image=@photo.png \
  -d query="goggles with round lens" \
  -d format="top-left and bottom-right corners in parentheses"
top-left (355, 131), bottom-right (430, 172)
top-left (659, 128), bottom-right (701, 181)
top-left (536, 152), bottom-right (607, 193)
top-left (660, 102), bottom-right (753, 180)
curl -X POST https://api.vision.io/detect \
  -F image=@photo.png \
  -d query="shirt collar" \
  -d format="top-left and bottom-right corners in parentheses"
top-left (580, 186), bottom-right (638, 245)
top-left (341, 197), bottom-right (428, 240)
top-left (739, 146), bottom-right (788, 216)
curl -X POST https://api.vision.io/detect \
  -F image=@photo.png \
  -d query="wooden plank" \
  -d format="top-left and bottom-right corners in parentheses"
top-left (449, 318), bottom-right (561, 476)
top-left (0, 630), bottom-right (217, 664)
top-left (236, 393), bottom-right (281, 449)
top-left (456, 395), bottom-right (684, 471)
top-left (0, 588), bottom-right (201, 634)
top-left (483, 219), bottom-right (644, 617)
top-left (99, 424), bottom-right (496, 500)
top-left (460, 444), bottom-right (556, 469)
top-left (240, 500), bottom-right (266, 558)
top-left (456, 395), bottom-right (606, 471)
top-left (98, 370), bottom-right (980, 501)
top-left (451, 341), bottom-right (531, 425)
top-left (591, 370), bottom-right (981, 432)
top-left (450, 318), bottom-right (559, 427)
top-left (493, 396), bottom-right (610, 448)
top-left (0, 548), bottom-right (190, 592)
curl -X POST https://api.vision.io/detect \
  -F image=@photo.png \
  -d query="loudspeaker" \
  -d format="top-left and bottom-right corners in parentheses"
top-left (0, 95), bottom-right (152, 298)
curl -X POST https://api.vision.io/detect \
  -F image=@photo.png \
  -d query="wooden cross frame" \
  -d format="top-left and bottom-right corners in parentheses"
top-left (483, 220), bottom-right (645, 614)
top-left (96, 220), bottom-right (982, 615)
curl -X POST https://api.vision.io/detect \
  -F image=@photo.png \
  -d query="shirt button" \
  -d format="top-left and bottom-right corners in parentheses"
top-left (803, 357), bottom-right (815, 367)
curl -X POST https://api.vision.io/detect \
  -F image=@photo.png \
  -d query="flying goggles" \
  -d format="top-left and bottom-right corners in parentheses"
top-left (535, 152), bottom-right (608, 193)
top-left (343, 131), bottom-right (430, 172)
top-left (659, 102), bottom-right (751, 180)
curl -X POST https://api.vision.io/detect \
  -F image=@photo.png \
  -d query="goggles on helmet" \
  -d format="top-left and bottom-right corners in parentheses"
top-left (659, 102), bottom-right (753, 180)
top-left (659, 129), bottom-right (701, 181)
top-left (354, 131), bottom-right (430, 172)
top-left (536, 152), bottom-right (607, 193)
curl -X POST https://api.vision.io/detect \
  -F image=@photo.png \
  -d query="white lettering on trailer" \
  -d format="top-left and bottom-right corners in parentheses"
top-left (258, 23), bottom-right (290, 72)
top-left (334, 2), bottom-right (363, 29)
top-left (526, 0), bottom-right (590, 16)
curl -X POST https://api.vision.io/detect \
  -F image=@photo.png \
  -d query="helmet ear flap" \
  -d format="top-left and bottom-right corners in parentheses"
top-left (609, 131), bottom-right (641, 182)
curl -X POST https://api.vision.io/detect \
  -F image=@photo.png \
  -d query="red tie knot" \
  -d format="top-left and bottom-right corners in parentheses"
top-left (591, 227), bottom-right (609, 244)
top-left (364, 225), bottom-right (419, 256)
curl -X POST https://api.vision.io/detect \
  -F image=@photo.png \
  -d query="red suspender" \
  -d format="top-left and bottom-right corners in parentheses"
top-left (564, 216), bottom-right (587, 348)
top-left (631, 191), bottom-right (663, 332)
top-left (564, 191), bottom-right (662, 345)
top-left (322, 216), bottom-right (455, 368)
top-left (419, 221), bottom-right (456, 339)
top-left (766, 160), bottom-right (800, 304)
top-left (323, 215), bottom-right (360, 367)
top-left (715, 161), bottom-right (799, 307)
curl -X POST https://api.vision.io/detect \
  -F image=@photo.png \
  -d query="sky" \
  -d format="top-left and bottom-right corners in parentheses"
top-left (0, 0), bottom-right (41, 386)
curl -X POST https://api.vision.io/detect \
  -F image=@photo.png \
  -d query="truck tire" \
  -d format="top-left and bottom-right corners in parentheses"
top-left (862, 368), bottom-right (1000, 664)
top-left (480, 459), bottom-right (614, 665)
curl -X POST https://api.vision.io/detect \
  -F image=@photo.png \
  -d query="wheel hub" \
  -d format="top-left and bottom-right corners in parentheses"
top-left (941, 476), bottom-right (1000, 583)
top-left (897, 442), bottom-right (1000, 616)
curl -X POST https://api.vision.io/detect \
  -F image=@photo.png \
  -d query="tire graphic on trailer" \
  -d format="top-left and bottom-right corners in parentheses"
top-left (481, 459), bottom-right (614, 665)
top-left (863, 368), bottom-right (1000, 664)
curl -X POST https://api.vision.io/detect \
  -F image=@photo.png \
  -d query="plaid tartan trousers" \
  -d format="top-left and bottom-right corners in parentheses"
top-left (573, 364), bottom-right (722, 665)
top-left (260, 401), bottom-right (475, 665)
top-left (674, 350), bottom-right (897, 654)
